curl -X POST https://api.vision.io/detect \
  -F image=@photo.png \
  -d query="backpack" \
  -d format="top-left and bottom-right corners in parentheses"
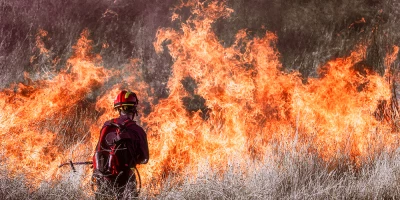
top-left (93, 119), bottom-right (135, 177)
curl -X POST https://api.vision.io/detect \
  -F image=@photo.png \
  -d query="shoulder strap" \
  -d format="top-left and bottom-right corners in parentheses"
top-left (105, 118), bottom-right (126, 132)
top-left (106, 118), bottom-right (134, 130)
top-left (101, 118), bottom-right (117, 128)
top-left (122, 119), bottom-right (137, 128)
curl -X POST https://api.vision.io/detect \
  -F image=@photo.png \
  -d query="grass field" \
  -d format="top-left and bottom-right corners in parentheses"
top-left (2, 145), bottom-right (400, 199)
top-left (1, 0), bottom-right (399, 199)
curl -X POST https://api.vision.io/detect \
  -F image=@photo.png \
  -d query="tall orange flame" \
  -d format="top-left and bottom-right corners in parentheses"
top-left (0, 0), bottom-right (398, 192)
top-left (142, 0), bottom-right (398, 183)
top-left (0, 29), bottom-right (109, 182)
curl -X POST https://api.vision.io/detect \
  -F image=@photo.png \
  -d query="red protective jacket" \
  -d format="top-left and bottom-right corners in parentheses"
top-left (93, 115), bottom-right (149, 170)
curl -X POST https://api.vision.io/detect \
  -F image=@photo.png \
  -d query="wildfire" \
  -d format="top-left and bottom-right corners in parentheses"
top-left (144, 0), bottom-right (398, 181)
top-left (0, 0), bottom-right (398, 192)
top-left (0, 29), bottom-right (109, 182)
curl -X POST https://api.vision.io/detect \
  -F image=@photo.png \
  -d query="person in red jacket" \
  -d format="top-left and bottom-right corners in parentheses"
top-left (92, 90), bottom-right (149, 199)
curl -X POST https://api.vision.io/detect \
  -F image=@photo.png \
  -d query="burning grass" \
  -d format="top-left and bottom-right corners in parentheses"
top-left (1, 0), bottom-right (400, 199)
top-left (153, 148), bottom-right (400, 200)
top-left (1, 142), bottom-right (400, 199)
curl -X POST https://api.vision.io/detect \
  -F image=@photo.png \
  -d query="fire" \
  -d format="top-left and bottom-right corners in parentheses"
top-left (0, 0), bottom-right (398, 193)
top-left (296, 46), bottom-right (393, 161)
top-left (144, 0), bottom-right (398, 181)
top-left (0, 29), bottom-right (109, 182)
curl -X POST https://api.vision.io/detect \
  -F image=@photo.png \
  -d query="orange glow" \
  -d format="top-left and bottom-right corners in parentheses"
top-left (0, 0), bottom-right (398, 192)
top-left (144, 0), bottom-right (398, 183)
top-left (0, 29), bottom-right (109, 182)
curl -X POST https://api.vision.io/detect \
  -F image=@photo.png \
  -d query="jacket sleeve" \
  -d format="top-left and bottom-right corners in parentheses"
top-left (133, 125), bottom-right (149, 164)
top-left (93, 122), bottom-right (111, 169)
top-left (139, 127), bottom-right (149, 164)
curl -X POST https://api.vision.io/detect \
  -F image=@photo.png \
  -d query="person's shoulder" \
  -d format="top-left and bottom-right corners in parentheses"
top-left (102, 118), bottom-right (116, 127)
top-left (125, 120), bottom-right (139, 128)
top-left (126, 120), bottom-right (146, 132)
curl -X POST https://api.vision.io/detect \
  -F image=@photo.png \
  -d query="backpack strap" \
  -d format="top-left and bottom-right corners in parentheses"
top-left (105, 118), bottom-right (134, 129)
top-left (98, 118), bottom-right (122, 150)
top-left (99, 118), bottom-right (137, 145)
top-left (112, 119), bottom-right (135, 143)
top-left (122, 119), bottom-right (136, 127)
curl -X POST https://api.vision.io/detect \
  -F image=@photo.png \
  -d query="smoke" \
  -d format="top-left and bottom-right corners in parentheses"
top-left (0, 0), bottom-right (399, 189)
top-left (2, 0), bottom-right (399, 93)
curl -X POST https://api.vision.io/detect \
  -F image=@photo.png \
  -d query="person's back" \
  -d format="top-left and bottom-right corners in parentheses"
top-left (92, 90), bottom-right (149, 199)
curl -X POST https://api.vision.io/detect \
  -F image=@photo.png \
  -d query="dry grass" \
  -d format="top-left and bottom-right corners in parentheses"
top-left (1, 0), bottom-right (400, 199)
top-left (2, 144), bottom-right (400, 200)
top-left (148, 142), bottom-right (400, 200)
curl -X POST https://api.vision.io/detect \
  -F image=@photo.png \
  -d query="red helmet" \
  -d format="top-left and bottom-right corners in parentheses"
top-left (113, 90), bottom-right (138, 109)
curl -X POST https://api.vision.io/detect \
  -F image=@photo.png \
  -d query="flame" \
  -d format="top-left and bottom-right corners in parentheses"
top-left (143, 0), bottom-right (398, 184)
top-left (0, 29), bottom-right (109, 182)
top-left (0, 0), bottom-right (398, 193)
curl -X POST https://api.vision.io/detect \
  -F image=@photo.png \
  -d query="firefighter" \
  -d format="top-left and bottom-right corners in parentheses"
top-left (92, 90), bottom-right (149, 199)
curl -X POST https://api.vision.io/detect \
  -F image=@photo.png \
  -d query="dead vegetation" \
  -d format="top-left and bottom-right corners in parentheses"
top-left (0, 0), bottom-right (400, 199)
